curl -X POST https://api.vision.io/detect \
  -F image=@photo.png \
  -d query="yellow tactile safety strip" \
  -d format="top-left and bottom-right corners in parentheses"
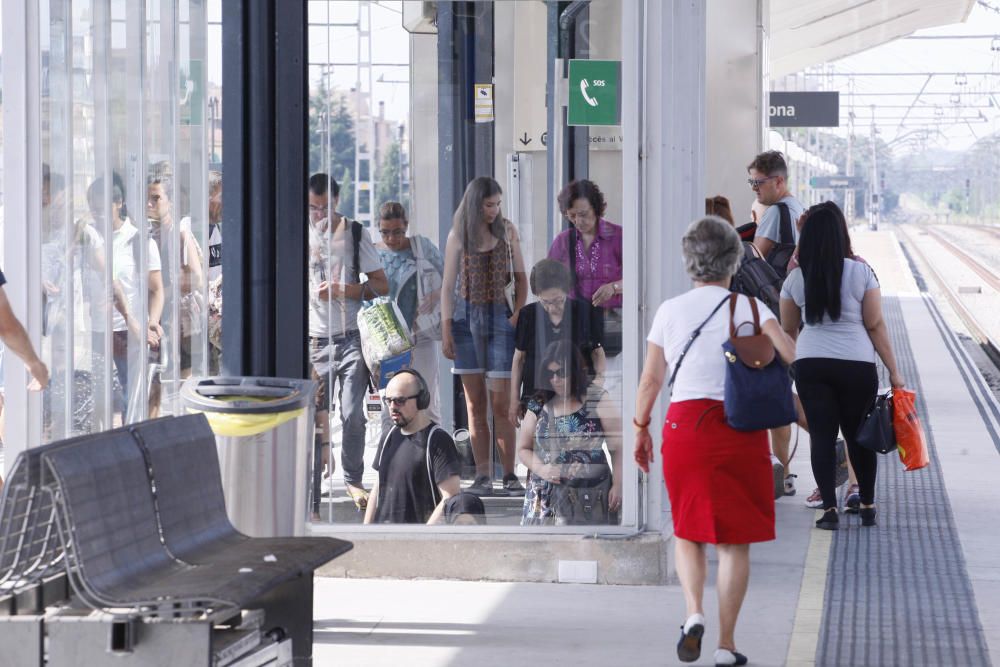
top-left (785, 513), bottom-right (833, 667)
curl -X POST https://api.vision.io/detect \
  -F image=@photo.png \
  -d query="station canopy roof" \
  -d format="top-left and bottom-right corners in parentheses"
top-left (770, 0), bottom-right (976, 78)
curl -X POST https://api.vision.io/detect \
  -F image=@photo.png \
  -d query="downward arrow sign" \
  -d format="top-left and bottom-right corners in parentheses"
top-left (519, 132), bottom-right (532, 146)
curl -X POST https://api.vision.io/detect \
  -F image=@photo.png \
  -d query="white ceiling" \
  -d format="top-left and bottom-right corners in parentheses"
top-left (770, 0), bottom-right (976, 78)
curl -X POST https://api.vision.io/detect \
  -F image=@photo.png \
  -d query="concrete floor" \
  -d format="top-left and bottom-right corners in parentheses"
top-left (313, 494), bottom-right (816, 667)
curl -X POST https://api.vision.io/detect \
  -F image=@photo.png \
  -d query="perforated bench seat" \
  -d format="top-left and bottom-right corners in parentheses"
top-left (128, 417), bottom-right (347, 574)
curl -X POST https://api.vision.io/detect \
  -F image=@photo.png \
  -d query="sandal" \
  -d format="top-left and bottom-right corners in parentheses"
top-left (346, 484), bottom-right (370, 511)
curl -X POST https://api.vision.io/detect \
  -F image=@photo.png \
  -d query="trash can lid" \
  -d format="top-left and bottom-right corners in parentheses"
top-left (181, 376), bottom-right (317, 413)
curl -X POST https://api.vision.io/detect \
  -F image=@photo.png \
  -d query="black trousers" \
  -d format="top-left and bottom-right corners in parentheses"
top-left (794, 358), bottom-right (878, 510)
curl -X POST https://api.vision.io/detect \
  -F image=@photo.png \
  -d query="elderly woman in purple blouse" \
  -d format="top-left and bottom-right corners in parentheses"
top-left (548, 180), bottom-right (624, 390)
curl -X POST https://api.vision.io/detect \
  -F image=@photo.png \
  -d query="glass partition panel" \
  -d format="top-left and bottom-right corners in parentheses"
top-left (38, 0), bottom-right (210, 438)
top-left (307, 0), bottom-right (630, 531)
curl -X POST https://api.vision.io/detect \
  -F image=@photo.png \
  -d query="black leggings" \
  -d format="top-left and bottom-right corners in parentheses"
top-left (794, 358), bottom-right (878, 510)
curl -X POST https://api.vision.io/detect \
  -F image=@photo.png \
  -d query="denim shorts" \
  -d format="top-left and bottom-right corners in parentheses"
top-left (451, 299), bottom-right (515, 378)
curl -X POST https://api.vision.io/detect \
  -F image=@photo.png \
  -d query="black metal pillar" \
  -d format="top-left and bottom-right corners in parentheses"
top-left (221, 0), bottom-right (309, 379)
top-left (437, 1), bottom-right (495, 429)
top-left (547, 0), bottom-right (590, 237)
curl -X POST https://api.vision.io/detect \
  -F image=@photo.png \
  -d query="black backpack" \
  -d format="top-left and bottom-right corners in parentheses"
top-left (765, 202), bottom-right (796, 281)
top-left (731, 242), bottom-right (782, 319)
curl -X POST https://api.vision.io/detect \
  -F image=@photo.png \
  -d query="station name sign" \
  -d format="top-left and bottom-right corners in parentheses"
top-left (769, 91), bottom-right (839, 128)
top-left (810, 175), bottom-right (865, 189)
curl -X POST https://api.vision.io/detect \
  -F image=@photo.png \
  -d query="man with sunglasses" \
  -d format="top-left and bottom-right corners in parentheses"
top-left (747, 151), bottom-right (804, 498)
top-left (364, 370), bottom-right (463, 524)
top-left (746, 150), bottom-right (803, 271)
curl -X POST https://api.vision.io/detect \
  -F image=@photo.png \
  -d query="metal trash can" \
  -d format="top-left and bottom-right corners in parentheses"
top-left (181, 376), bottom-right (316, 537)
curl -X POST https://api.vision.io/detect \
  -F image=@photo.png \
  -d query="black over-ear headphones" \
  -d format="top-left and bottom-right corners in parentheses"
top-left (393, 368), bottom-right (430, 410)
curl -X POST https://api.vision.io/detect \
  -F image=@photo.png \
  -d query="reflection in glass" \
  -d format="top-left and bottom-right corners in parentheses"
top-left (517, 341), bottom-right (622, 526)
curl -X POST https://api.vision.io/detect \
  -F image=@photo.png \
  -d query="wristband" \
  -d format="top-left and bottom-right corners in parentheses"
top-left (633, 416), bottom-right (651, 429)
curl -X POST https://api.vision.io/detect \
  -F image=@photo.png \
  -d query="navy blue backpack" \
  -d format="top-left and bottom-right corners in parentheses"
top-left (722, 294), bottom-right (796, 431)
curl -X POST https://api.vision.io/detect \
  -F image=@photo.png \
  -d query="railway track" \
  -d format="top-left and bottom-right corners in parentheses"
top-left (897, 224), bottom-right (1000, 369)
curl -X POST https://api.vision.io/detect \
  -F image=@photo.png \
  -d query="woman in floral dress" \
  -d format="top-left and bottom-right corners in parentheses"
top-left (517, 340), bottom-right (622, 525)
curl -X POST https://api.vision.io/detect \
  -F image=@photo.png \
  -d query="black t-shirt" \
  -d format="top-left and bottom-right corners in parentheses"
top-left (372, 423), bottom-right (461, 524)
top-left (0, 266), bottom-right (6, 287)
top-left (514, 298), bottom-right (603, 399)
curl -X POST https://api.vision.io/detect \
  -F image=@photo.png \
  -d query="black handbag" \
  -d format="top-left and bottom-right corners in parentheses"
top-left (856, 391), bottom-right (896, 454)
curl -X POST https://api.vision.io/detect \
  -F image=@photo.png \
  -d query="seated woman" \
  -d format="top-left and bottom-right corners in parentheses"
top-left (508, 259), bottom-right (605, 426)
top-left (517, 340), bottom-right (622, 526)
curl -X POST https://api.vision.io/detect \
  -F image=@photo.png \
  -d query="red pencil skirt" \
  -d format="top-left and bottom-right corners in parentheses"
top-left (661, 399), bottom-right (775, 544)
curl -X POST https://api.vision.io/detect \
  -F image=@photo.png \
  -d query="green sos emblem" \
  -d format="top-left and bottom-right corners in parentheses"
top-left (568, 60), bottom-right (621, 127)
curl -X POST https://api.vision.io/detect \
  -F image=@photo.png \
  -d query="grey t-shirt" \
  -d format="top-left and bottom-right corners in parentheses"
top-left (757, 195), bottom-right (804, 245)
top-left (781, 258), bottom-right (880, 363)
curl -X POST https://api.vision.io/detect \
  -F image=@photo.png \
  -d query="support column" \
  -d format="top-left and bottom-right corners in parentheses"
top-left (2, 0), bottom-right (44, 459)
top-left (221, 1), bottom-right (309, 379)
top-left (705, 0), bottom-right (767, 218)
top-left (623, 0), bottom-right (707, 533)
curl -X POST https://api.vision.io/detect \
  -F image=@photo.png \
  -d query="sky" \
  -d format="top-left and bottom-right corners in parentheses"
top-left (806, 1), bottom-right (1000, 155)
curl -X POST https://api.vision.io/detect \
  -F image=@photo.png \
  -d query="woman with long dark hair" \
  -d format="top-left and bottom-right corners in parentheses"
top-left (779, 202), bottom-right (904, 530)
top-left (441, 177), bottom-right (528, 497)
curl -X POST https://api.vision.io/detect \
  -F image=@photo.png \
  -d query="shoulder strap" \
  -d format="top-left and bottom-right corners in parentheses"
top-left (351, 220), bottom-right (362, 283)
top-left (568, 227), bottom-right (578, 293)
top-left (426, 424), bottom-right (442, 506)
top-left (412, 236), bottom-right (424, 300)
top-left (667, 295), bottom-right (730, 388)
top-left (728, 292), bottom-right (761, 337)
top-left (375, 424), bottom-right (399, 471)
top-left (776, 202), bottom-right (793, 245)
top-left (504, 222), bottom-right (514, 277)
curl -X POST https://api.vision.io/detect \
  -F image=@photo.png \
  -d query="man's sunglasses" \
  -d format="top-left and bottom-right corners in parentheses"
top-left (747, 175), bottom-right (779, 189)
top-left (383, 394), bottom-right (420, 407)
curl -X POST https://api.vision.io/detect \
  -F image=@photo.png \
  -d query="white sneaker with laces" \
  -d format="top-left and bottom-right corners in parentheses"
top-left (783, 474), bottom-right (797, 496)
top-left (805, 487), bottom-right (824, 509)
top-left (771, 455), bottom-right (784, 500)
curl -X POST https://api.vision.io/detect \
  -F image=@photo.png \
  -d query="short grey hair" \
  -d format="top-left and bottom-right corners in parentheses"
top-left (681, 215), bottom-right (742, 282)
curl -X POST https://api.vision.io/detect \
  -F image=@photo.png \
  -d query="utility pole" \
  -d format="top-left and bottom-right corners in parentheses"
top-left (845, 77), bottom-right (855, 222)
top-left (870, 104), bottom-right (879, 230)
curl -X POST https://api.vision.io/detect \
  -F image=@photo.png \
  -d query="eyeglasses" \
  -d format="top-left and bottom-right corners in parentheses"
top-left (565, 209), bottom-right (594, 221)
top-left (747, 175), bottom-right (779, 189)
top-left (546, 367), bottom-right (567, 379)
top-left (309, 204), bottom-right (329, 214)
top-left (539, 295), bottom-right (566, 308)
top-left (383, 394), bottom-right (420, 407)
top-left (379, 228), bottom-right (407, 238)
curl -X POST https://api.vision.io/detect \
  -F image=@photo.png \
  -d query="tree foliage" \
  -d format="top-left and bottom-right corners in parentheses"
top-left (309, 79), bottom-right (356, 217)
top-left (375, 139), bottom-right (408, 211)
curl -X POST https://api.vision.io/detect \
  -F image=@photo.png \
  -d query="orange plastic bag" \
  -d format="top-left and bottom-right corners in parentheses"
top-left (893, 388), bottom-right (929, 471)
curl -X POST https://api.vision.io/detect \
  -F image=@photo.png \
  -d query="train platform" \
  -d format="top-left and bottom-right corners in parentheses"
top-left (310, 223), bottom-right (1000, 667)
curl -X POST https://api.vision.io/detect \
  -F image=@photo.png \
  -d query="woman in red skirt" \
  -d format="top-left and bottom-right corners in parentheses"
top-left (633, 216), bottom-right (795, 667)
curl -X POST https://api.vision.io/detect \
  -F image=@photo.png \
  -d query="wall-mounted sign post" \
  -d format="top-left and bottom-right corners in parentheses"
top-left (769, 91), bottom-right (839, 127)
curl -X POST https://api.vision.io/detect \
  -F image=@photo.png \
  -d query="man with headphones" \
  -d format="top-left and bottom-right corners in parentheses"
top-left (364, 369), bottom-right (463, 524)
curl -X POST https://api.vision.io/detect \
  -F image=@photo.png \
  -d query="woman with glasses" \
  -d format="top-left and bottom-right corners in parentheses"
top-left (517, 340), bottom-right (622, 526)
top-left (508, 259), bottom-right (605, 427)
top-left (375, 201), bottom-right (445, 423)
top-left (548, 180), bottom-right (623, 398)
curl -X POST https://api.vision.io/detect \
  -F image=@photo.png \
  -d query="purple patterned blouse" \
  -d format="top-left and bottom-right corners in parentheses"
top-left (547, 218), bottom-right (623, 309)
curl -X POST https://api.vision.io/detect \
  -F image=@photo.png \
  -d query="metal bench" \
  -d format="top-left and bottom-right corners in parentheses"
top-left (0, 414), bottom-right (351, 665)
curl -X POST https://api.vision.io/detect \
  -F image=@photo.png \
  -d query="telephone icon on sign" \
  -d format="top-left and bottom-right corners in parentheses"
top-left (580, 79), bottom-right (599, 107)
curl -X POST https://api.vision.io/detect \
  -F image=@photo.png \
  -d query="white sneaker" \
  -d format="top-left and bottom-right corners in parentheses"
top-left (771, 455), bottom-right (784, 500)
top-left (783, 473), bottom-right (797, 496)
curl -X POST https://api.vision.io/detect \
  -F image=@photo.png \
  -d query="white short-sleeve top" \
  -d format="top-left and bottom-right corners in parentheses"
top-left (646, 286), bottom-right (776, 402)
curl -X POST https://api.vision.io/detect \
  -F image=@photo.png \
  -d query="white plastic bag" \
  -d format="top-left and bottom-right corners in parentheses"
top-left (356, 296), bottom-right (414, 371)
